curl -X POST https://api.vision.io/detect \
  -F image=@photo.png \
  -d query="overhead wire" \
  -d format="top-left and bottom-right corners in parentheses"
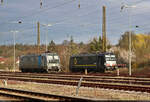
top-left (1, 0), bottom-right (99, 28)
top-left (49, 0), bottom-right (150, 37)
top-left (1, 5), bottom-right (100, 40)
top-left (51, 0), bottom-right (150, 36)
top-left (0, 0), bottom-right (76, 25)
top-left (1, 0), bottom-right (150, 44)
top-left (7, 0), bottom-right (101, 32)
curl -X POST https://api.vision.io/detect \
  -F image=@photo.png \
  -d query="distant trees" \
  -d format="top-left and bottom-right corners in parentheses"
top-left (88, 36), bottom-right (103, 53)
top-left (59, 36), bottom-right (80, 72)
top-left (117, 31), bottom-right (150, 68)
top-left (0, 31), bottom-right (149, 71)
top-left (0, 35), bottom-right (113, 71)
top-left (69, 36), bottom-right (79, 55)
top-left (62, 40), bottom-right (70, 46)
top-left (132, 34), bottom-right (150, 67)
top-left (88, 36), bottom-right (111, 53)
top-left (118, 31), bottom-right (136, 50)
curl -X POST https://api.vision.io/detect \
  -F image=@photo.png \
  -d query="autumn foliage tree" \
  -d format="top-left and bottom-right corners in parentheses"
top-left (118, 31), bottom-right (150, 68)
top-left (132, 34), bottom-right (150, 67)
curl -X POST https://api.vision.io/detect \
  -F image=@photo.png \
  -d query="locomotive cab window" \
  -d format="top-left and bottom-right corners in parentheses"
top-left (110, 57), bottom-right (116, 61)
top-left (48, 55), bottom-right (59, 63)
top-left (105, 54), bottom-right (116, 61)
top-left (49, 59), bottom-right (59, 63)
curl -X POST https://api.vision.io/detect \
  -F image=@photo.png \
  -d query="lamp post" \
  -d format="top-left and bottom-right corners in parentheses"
top-left (121, 4), bottom-right (136, 76)
top-left (41, 24), bottom-right (52, 52)
top-left (10, 30), bottom-right (19, 72)
top-left (9, 20), bottom-right (22, 72)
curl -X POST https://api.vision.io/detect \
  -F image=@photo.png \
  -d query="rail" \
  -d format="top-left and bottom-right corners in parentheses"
top-left (0, 87), bottom-right (100, 101)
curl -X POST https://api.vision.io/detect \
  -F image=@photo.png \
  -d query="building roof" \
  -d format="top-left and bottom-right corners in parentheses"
top-left (0, 57), bottom-right (6, 62)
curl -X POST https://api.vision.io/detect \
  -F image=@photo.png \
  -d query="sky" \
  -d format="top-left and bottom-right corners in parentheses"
top-left (0, 0), bottom-right (150, 45)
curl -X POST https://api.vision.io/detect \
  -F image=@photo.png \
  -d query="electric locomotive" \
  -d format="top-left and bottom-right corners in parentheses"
top-left (69, 53), bottom-right (117, 72)
top-left (19, 53), bottom-right (61, 73)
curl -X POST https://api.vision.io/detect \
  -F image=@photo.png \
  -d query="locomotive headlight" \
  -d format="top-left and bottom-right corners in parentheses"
top-left (106, 64), bottom-right (110, 67)
top-left (52, 64), bottom-right (56, 66)
top-left (112, 64), bottom-right (116, 66)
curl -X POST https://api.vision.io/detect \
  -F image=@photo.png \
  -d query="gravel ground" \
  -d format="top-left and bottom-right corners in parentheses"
top-left (0, 80), bottom-right (150, 101)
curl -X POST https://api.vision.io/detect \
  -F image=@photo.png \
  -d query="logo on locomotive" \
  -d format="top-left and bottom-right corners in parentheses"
top-left (74, 58), bottom-right (77, 65)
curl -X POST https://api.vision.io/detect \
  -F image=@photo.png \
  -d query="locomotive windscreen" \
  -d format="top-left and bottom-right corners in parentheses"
top-left (47, 55), bottom-right (59, 63)
top-left (105, 54), bottom-right (116, 61)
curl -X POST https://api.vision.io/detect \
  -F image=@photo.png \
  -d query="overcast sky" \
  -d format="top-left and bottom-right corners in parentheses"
top-left (0, 0), bottom-right (150, 45)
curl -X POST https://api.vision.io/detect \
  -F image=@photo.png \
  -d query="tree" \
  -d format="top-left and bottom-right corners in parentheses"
top-left (132, 34), bottom-right (150, 65)
top-left (48, 40), bottom-right (56, 52)
top-left (117, 31), bottom-right (150, 68)
top-left (69, 36), bottom-right (79, 55)
top-left (118, 31), bottom-right (136, 50)
top-left (62, 40), bottom-right (69, 46)
top-left (78, 41), bottom-right (84, 49)
top-left (88, 36), bottom-right (103, 53)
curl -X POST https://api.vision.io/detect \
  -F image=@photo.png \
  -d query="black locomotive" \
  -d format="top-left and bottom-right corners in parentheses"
top-left (69, 53), bottom-right (117, 73)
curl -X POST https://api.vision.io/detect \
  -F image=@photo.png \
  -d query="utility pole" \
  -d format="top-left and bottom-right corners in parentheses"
top-left (41, 24), bottom-right (52, 52)
top-left (37, 22), bottom-right (40, 54)
top-left (11, 31), bottom-right (18, 72)
top-left (120, 4), bottom-right (136, 76)
top-left (102, 6), bottom-right (106, 52)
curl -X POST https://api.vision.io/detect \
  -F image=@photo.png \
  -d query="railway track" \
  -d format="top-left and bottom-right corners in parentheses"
top-left (0, 75), bottom-right (150, 94)
top-left (0, 71), bottom-right (150, 93)
top-left (1, 73), bottom-right (150, 86)
top-left (0, 87), bottom-right (100, 101)
top-left (1, 71), bottom-right (150, 81)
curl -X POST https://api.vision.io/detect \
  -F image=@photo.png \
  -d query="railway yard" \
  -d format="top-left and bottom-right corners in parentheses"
top-left (0, 71), bottom-right (150, 101)
top-left (1, 0), bottom-right (150, 101)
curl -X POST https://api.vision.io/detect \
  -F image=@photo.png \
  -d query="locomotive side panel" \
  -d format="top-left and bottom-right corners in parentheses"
top-left (19, 55), bottom-right (46, 72)
top-left (69, 54), bottom-right (98, 72)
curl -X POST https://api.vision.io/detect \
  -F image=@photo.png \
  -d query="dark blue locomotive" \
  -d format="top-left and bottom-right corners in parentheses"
top-left (19, 53), bottom-right (61, 73)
